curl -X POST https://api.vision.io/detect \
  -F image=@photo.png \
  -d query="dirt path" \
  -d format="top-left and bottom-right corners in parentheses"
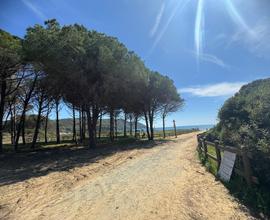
top-left (0, 133), bottom-right (255, 220)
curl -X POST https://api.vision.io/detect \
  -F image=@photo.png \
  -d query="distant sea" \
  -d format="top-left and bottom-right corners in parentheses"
top-left (155, 124), bottom-right (215, 131)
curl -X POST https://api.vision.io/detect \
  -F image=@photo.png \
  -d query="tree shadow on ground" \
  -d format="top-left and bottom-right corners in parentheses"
top-left (0, 138), bottom-right (176, 187)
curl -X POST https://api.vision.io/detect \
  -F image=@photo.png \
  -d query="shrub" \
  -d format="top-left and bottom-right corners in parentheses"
top-left (206, 78), bottom-right (270, 215)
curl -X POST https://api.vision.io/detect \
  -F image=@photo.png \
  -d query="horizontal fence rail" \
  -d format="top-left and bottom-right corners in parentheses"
top-left (197, 134), bottom-right (259, 186)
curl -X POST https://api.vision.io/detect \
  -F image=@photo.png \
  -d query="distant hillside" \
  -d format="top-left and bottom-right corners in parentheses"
top-left (4, 116), bottom-right (145, 134)
top-left (51, 118), bottom-right (145, 133)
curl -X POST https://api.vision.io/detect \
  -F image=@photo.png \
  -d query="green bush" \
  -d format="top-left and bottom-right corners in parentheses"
top-left (208, 79), bottom-right (270, 184)
top-left (206, 78), bottom-right (270, 216)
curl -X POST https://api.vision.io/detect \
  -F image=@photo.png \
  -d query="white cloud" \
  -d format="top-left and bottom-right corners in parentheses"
top-left (179, 82), bottom-right (246, 97)
top-left (230, 19), bottom-right (270, 58)
top-left (150, 3), bottom-right (165, 38)
top-left (194, 0), bottom-right (204, 57)
top-left (225, 0), bottom-right (256, 38)
top-left (22, 0), bottom-right (47, 21)
top-left (146, 0), bottom-right (191, 57)
top-left (196, 52), bottom-right (229, 68)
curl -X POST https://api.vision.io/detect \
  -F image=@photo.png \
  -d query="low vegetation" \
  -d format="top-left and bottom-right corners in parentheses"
top-left (2, 128), bottom-right (195, 154)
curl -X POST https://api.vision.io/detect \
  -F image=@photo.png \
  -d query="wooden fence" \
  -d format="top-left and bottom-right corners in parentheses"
top-left (197, 134), bottom-right (259, 187)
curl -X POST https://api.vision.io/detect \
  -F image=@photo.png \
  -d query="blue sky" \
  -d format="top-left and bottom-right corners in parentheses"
top-left (1, 0), bottom-right (270, 127)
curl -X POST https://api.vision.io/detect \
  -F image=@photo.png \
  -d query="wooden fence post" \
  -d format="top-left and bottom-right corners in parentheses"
top-left (214, 140), bottom-right (221, 169)
top-left (241, 146), bottom-right (252, 187)
top-left (202, 137), bottom-right (208, 160)
top-left (173, 120), bottom-right (177, 138)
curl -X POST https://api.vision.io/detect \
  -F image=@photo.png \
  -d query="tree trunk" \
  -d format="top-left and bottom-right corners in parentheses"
top-left (15, 111), bottom-right (24, 150)
top-left (32, 97), bottom-right (44, 149)
top-left (79, 109), bottom-right (82, 143)
top-left (3, 106), bottom-right (11, 130)
top-left (55, 100), bottom-right (60, 144)
top-left (15, 109), bottom-right (26, 150)
top-left (72, 104), bottom-right (77, 143)
top-left (129, 115), bottom-right (133, 136)
top-left (124, 113), bottom-right (127, 137)
top-left (144, 112), bottom-right (150, 140)
top-left (10, 105), bottom-right (14, 145)
top-left (44, 107), bottom-right (49, 144)
top-left (114, 112), bottom-right (118, 139)
top-left (0, 80), bottom-right (7, 153)
top-left (86, 108), bottom-right (97, 148)
top-left (134, 116), bottom-right (138, 138)
top-left (9, 102), bottom-right (16, 145)
top-left (173, 120), bottom-right (177, 138)
top-left (149, 111), bottom-right (154, 140)
top-left (95, 122), bottom-right (97, 140)
top-left (12, 106), bottom-right (16, 145)
top-left (82, 110), bottom-right (86, 140)
top-left (22, 117), bottom-right (26, 145)
top-left (109, 109), bottom-right (114, 142)
top-left (162, 115), bottom-right (166, 138)
top-left (15, 74), bottom-right (37, 150)
top-left (98, 114), bottom-right (102, 139)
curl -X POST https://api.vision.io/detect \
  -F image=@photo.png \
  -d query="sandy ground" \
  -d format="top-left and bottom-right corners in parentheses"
top-left (0, 133), bottom-right (255, 220)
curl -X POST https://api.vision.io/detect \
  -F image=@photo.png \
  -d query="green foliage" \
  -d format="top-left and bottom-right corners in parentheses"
top-left (206, 78), bottom-right (270, 216)
top-left (1, 19), bottom-right (183, 149)
top-left (225, 175), bottom-right (270, 217)
top-left (215, 79), bottom-right (270, 150)
top-left (209, 79), bottom-right (270, 183)
top-left (143, 71), bottom-right (183, 115)
top-left (0, 29), bottom-right (21, 62)
top-left (0, 29), bottom-right (22, 79)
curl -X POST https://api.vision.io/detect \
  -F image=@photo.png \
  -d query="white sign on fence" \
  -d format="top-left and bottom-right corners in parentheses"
top-left (218, 151), bottom-right (236, 182)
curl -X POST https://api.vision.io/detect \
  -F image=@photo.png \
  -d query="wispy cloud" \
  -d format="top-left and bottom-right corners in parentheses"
top-left (223, 0), bottom-right (270, 57)
top-left (150, 3), bottom-right (165, 38)
top-left (22, 0), bottom-right (47, 21)
top-left (194, 0), bottom-right (204, 58)
top-left (225, 0), bottom-right (256, 38)
top-left (230, 19), bottom-right (270, 58)
top-left (190, 51), bottom-right (229, 68)
top-left (179, 82), bottom-right (246, 97)
top-left (147, 0), bottom-right (191, 57)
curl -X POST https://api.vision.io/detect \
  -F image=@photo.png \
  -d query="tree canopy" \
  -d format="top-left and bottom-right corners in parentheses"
top-left (0, 20), bottom-right (184, 152)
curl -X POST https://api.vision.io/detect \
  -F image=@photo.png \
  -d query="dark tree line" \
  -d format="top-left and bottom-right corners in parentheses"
top-left (0, 20), bottom-right (184, 153)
